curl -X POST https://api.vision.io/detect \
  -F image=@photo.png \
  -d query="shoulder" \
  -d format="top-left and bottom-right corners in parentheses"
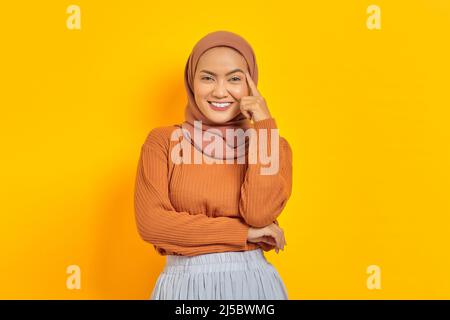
top-left (280, 136), bottom-right (292, 160)
top-left (280, 136), bottom-right (291, 151)
top-left (143, 124), bottom-right (181, 148)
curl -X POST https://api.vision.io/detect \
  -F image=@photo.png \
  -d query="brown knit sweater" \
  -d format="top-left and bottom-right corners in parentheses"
top-left (133, 117), bottom-right (292, 256)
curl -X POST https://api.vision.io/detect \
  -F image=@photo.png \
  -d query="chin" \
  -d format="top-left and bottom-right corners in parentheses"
top-left (205, 113), bottom-right (234, 124)
top-left (200, 104), bottom-right (240, 124)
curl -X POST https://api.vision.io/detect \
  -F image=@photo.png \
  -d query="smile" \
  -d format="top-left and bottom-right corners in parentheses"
top-left (208, 101), bottom-right (234, 111)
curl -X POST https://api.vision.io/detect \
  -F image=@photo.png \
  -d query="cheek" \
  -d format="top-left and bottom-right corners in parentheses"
top-left (193, 82), bottom-right (212, 99)
top-left (229, 84), bottom-right (249, 99)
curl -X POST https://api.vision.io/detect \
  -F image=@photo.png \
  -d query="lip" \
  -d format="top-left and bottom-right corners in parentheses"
top-left (207, 101), bottom-right (234, 112)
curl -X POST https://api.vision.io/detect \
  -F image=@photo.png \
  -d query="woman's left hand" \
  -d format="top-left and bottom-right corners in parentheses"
top-left (256, 237), bottom-right (278, 252)
top-left (240, 71), bottom-right (272, 122)
top-left (250, 220), bottom-right (286, 253)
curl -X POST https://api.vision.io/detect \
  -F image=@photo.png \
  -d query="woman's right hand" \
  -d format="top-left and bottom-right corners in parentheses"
top-left (247, 222), bottom-right (286, 253)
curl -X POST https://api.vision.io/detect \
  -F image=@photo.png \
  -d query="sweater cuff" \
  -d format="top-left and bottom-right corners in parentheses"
top-left (252, 117), bottom-right (279, 159)
top-left (226, 219), bottom-right (250, 249)
top-left (253, 117), bottom-right (278, 130)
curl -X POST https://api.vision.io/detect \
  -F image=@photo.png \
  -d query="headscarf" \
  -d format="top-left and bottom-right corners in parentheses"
top-left (179, 30), bottom-right (259, 161)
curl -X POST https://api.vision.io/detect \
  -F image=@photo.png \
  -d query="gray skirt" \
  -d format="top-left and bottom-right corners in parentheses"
top-left (150, 248), bottom-right (288, 300)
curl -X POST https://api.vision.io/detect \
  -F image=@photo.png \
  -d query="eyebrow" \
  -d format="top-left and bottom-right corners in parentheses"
top-left (199, 68), bottom-right (245, 76)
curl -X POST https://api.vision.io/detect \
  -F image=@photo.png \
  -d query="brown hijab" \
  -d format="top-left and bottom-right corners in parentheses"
top-left (180, 30), bottom-right (259, 161)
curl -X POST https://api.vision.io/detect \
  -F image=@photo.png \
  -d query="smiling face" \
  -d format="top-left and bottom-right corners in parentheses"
top-left (193, 46), bottom-right (250, 124)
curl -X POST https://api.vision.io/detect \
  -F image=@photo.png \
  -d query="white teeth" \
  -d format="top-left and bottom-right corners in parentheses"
top-left (210, 102), bottom-right (232, 108)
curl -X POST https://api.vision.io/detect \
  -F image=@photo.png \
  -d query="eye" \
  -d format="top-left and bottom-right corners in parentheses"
top-left (201, 76), bottom-right (214, 81)
top-left (229, 76), bottom-right (241, 82)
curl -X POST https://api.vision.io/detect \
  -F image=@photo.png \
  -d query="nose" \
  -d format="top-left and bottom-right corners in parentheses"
top-left (212, 80), bottom-right (229, 98)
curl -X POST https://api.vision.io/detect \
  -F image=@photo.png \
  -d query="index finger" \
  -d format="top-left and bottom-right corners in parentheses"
top-left (245, 71), bottom-right (261, 97)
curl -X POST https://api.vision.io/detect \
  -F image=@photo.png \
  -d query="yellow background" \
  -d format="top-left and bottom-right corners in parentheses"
top-left (1, 0), bottom-right (449, 299)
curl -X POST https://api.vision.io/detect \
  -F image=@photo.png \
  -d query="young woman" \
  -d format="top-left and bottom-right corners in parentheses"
top-left (134, 30), bottom-right (293, 300)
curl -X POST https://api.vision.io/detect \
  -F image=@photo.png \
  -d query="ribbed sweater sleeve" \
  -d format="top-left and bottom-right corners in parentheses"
top-left (134, 128), bottom-right (250, 256)
top-left (239, 117), bottom-right (293, 228)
